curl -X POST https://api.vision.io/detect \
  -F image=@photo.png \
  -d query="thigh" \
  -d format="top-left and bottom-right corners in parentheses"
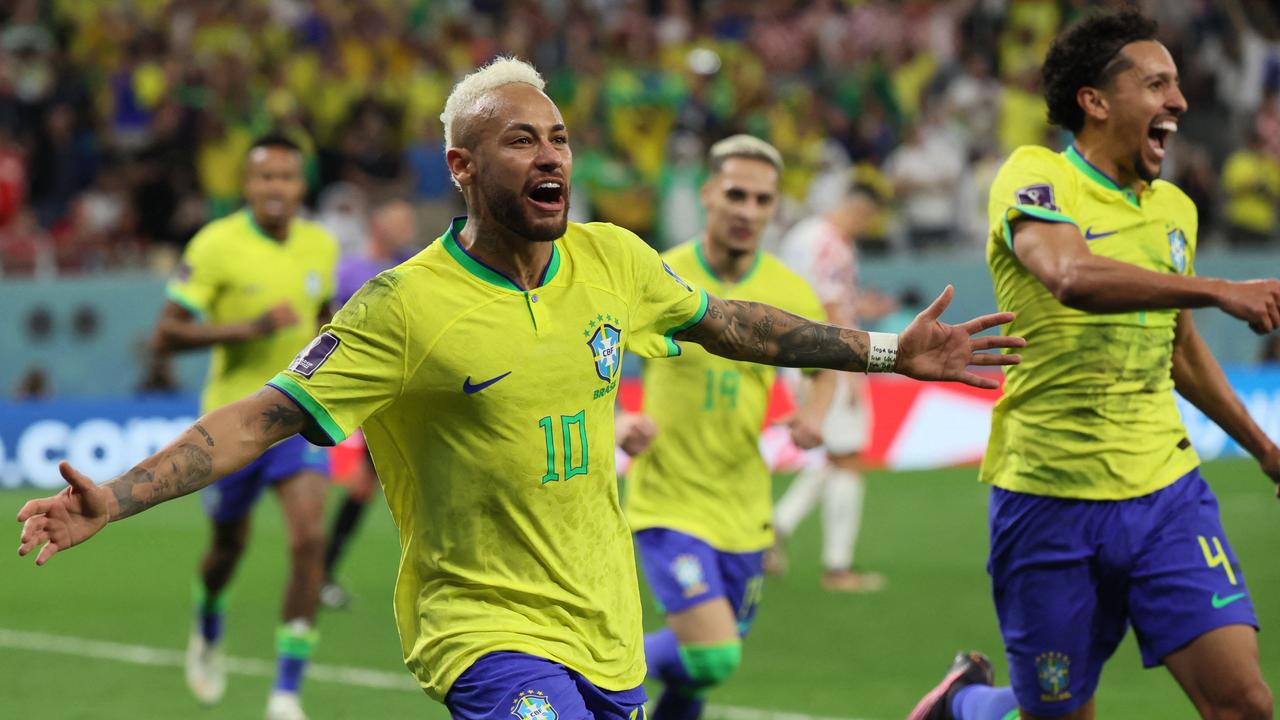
top-left (446, 652), bottom-right (591, 720)
top-left (1128, 469), bottom-right (1259, 668)
top-left (988, 489), bottom-right (1126, 718)
top-left (1164, 624), bottom-right (1265, 716)
top-left (634, 528), bottom-right (729, 617)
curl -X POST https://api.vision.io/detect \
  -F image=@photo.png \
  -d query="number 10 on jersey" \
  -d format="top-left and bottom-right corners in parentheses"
top-left (539, 410), bottom-right (589, 483)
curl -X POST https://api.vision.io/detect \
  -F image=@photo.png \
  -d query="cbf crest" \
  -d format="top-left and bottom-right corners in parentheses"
top-left (671, 553), bottom-right (709, 598)
top-left (511, 690), bottom-right (558, 720)
top-left (585, 312), bottom-right (623, 383)
top-left (1169, 228), bottom-right (1188, 273)
top-left (1035, 651), bottom-right (1071, 702)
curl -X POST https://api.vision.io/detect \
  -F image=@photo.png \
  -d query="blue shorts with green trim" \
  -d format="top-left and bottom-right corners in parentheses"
top-left (989, 468), bottom-right (1258, 716)
top-left (634, 527), bottom-right (764, 636)
top-left (201, 435), bottom-right (329, 522)
top-left (445, 651), bottom-right (646, 720)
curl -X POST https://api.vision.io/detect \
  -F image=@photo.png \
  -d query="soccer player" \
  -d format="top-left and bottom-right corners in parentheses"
top-left (770, 187), bottom-right (885, 592)
top-left (624, 134), bottom-right (836, 718)
top-left (908, 11), bottom-right (1280, 720)
top-left (155, 134), bottom-right (338, 720)
top-left (18, 58), bottom-right (1023, 719)
top-left (320, 198), bottom-right (420, 610)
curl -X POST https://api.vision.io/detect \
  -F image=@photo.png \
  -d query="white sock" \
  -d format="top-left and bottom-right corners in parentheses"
top-left (821, 469), bottom-right (865, 570)
top-left (774, 463), bottom-right (829, 537)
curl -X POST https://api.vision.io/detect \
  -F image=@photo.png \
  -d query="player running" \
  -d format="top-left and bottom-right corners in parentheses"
top-left (154, 134), bottom-right (338, 720)
top-left (771, 186), bottom-right (886, 592)
top-left (18, 58), bottom-right (1023, 719)
top-left (909, 11), bottom-right (1280, 720)
top-left (624, 134), bottom-right (836, 718)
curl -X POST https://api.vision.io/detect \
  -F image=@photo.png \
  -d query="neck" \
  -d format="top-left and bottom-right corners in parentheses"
top-left (252, 211), bottom-right (290, 242)
top-left (457, 217), bottom-right (554, 291)
top-left (1074, 129), bottom-right (1144, 191)
top-left (701, 236), bottom-right (755, 283)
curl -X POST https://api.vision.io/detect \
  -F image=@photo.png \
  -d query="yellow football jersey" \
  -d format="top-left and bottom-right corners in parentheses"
top-left (167, 209), bottom-right (337, 413)
top-left (983, 145), bottom-right (1200, 500)
top-left (626, 242), bottom-right (825, 552)
top-left (269, 219), bottom-right (707, 700)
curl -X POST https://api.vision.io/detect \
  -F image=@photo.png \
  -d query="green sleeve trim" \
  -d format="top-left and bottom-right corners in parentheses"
top-left (1002, 205), bottom-right (1077, 254)
top-left (275, 624), bottom-right (319, 660)
top-left (266, 374), bottom-right (348, 446)
top-left (165, 285), bottom-right (206, 318)
top-left (662, 288), bottom-right (710, 357)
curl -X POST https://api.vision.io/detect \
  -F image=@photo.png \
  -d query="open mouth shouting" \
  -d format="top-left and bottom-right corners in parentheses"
top-left (1146, 116), bottom-right (1178, 161)
top-left (527, 177), bottom-right (567, 213)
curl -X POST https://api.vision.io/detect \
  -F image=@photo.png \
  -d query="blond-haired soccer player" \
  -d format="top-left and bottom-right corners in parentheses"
top-left (910, 11), bottom-right (1280, 720)
top-left (624, 134), bottom-right (835, 718)
top-left (154, 134), bottom-right (338, 720)
top-left (18, 58), bottom-right (1023, 719)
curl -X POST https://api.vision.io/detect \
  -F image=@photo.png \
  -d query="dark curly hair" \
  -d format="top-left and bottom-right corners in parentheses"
top-left (1042, 10), bottom-right (1159, 133)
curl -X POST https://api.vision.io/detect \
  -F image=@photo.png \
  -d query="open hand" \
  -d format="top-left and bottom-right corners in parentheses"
top-left (895, 285), bottom-right (1025, 390)
top-left (17, 462), bottom-right (112, 566)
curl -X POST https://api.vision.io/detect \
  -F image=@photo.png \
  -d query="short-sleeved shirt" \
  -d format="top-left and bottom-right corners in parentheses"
top-left (167, 210), bottom-right (338, 412)
top-left (268, 218), bottom-right (707, 700)
top-left (626, 241), bottom-right (825, 552)
top-left (983, 144), bottom-right (1200, 500)
top-left (778, 216), bottom-right (858, 326)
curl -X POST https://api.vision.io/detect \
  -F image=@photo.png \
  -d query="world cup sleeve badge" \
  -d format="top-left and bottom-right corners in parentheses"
top-left (1169, 229), bottom-right (1188, 273)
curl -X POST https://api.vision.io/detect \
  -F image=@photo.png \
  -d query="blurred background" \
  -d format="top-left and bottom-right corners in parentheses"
top-left (7, 2), bottom-right (1280, 718)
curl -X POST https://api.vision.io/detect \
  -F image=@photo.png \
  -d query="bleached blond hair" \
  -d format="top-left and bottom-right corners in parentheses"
top-left (440, 57), bottom-right (547, 151)
top-left (707, 134), bottom-right (784, 174)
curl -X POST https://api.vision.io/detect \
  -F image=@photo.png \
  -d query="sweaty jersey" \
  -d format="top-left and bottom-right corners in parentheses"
top-left (983, 145), bottom-right (1200, 500)
top-left (778, 215), bottom-right (859, 326)
top-left (167, 210), bottom-right (337, 412)
top-left (269, 218), bottom-right (707, 700)
top-left (626, 242), bottom-right (826, 553)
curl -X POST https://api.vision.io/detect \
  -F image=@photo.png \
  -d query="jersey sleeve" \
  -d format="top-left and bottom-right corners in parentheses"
top-left (166, 229), bottom-right (222, 317)
top-left (267, 272), bottom-right (408, 446)
top-left (989, 148), bottom-right (1078, 254)
top-left (619, 228), bottom-right (709, 359)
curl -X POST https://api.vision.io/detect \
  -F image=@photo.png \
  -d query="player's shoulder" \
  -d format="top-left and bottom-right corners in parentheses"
top-left (1148, 178), bottom-right (1197, 215)
top-left (189, 211), bottom-right (252, 248)
top-left (998, 145), bottom-right (1072, 177)
top-left (659, 240), bottom-right (698, 266)
top-left (566, 221), bottom-right (648, 252)
top-left (291, 216), bottom-right (339, 248)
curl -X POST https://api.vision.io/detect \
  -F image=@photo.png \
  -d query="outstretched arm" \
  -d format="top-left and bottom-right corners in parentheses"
top-left (1171, 310), bottom-right (1280, 493)
top-left (17, 387), bottom-right (310, 565)
top-left (153, 301), bottom-right (299, 353)
top-left (675, 285), bottom-right (1024, 389)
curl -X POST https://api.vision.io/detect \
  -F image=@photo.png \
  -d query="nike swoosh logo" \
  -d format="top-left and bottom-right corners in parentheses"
top-left (1212, 592), bottom-right (1247, 609)
top-left (1084, 226), bottom-right (1118, 241)
top-left (462, 371), bottom-right (511, 395)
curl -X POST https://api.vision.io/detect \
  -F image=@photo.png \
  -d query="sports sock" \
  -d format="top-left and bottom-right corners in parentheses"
top-left (274, 619), bottom-right (318, 694)
top-left (323, 496), bottom-right (366, 579)
top-left (193, 580), bottom-right (227, 644)
top-left (644, 629), bottom-right (705, 720)
top-left (821, 468), bottom-right (864, 570)
top-left (773, 463), bottom-right (829, 537)
top-left (951, 685), bottom-right (1019, 720)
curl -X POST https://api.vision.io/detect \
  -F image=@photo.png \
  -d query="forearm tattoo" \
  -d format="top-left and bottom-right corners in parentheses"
top-left (107, 442), bottom-right (214, 520)
top-left (678, 297), bottom-right (870, 371)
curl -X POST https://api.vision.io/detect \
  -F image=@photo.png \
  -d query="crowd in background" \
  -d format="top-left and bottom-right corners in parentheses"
top-left (3, 0), bottom-right (1280, 277)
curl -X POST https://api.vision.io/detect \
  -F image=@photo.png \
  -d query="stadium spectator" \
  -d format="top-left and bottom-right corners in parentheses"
top-left (1221, 126), bottom-right (1280, 246)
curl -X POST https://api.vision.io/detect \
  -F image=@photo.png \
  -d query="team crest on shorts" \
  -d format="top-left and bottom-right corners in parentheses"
top-left (585, 313), bottom-right (623, 383)
top-left (1035, 651), bottom-right (1071, 702)
top-left (1169, 228), bottom-right (1188, 273)
top-left (511, 690), bottom-right (557, 720)
top-left (672, 553), bottom-right (709, 598)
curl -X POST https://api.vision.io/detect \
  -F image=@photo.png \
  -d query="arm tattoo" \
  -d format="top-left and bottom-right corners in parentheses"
top-left (677, 297), bottom-right (870, 371)
top-left (193, 423), bottom-right (215, 447)
top-left (106, 442), bottom-right (214, 521)
top-left (259, 401), bottom-right (306, 436)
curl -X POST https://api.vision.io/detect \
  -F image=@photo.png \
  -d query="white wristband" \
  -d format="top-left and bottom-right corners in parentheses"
top-left (866, 332), bottom-right (898, 373)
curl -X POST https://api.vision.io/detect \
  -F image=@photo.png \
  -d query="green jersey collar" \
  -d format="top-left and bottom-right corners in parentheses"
top-left (440, 216), bottom-right (562, 292)
top-left (694, 239), bottom-right (761, 285)
top-left (1064, 145), bottom-right (1142, 208)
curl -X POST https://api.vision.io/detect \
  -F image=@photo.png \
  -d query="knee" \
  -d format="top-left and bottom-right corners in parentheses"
top-left (680, 641), bottom-right (742, 690)
top-left (289, 522), bottom-right (326, 560)
top-left (1209, 680), bottom-right (1272, 720)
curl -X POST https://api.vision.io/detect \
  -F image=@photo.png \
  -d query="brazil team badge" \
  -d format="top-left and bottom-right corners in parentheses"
top-left (585, 313), bottom-right (623, 383)
top-left (672, 553), bottom-right (709, 598)
top-left (511, 690), bottom-right (558, 720)
top-left (1035, 651), bottom-right (1071, 702)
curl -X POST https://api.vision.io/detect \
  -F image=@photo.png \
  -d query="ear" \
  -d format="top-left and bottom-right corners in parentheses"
top-left (699, 175), bottom-right (715, 206)
top-left (446, 147), bottom-right (474, 188)
top-left (1077, 86), bottom-right (1109, 124)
